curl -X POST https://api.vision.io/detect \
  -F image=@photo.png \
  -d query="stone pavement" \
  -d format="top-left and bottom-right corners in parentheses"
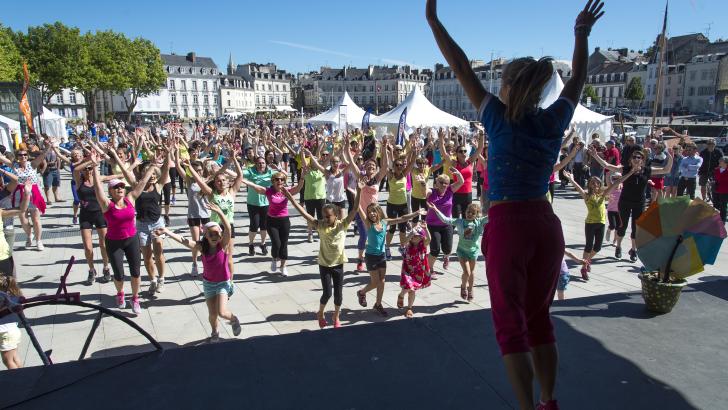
top-left (6, 170), bottom-right (727, 372)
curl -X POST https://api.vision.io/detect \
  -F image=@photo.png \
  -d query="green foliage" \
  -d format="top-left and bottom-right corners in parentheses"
top-left (119, 38), bottom-right (166, 119)
top-left (0, 25), bottom-right (21, 81)
top-left (582, 84), bottom-right (599, 104)
top-left (625, 77), bottom-right (645, 104)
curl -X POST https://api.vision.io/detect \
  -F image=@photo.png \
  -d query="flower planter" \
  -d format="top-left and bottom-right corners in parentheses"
top-left (638, 273), bottom-right (687, 314)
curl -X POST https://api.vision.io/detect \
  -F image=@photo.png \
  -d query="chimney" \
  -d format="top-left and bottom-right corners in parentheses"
top-left (187, 52), bottom-right (196, 63)
top-left (595, 47), bottom-right (601, 53)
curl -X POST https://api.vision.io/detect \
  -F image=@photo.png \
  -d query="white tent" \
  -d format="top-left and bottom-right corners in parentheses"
top-left (0, 115), bottom-right (20, 150)
top-left (539, 71), bottom-right (613, 143)
top-left (308, 92), bottom-right (374, 130)
top-left (372, 88), bottom-right (469, 130)
top-left (275, 105), bottom-right (298, 113)
top-left (33, 107), bottom-right (68, 139)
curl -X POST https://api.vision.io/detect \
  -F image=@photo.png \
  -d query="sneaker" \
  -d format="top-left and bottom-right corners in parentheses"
top-left (210, 331), bottom-right (220, 342)
top-left (230, 315), bottom-right (242, 336)
top-left (36, 241), bottom-right (44, 251)
top-left (307, 233), bottom-right (313, 243)
top-left (270, 259), bottom-right (278, 273)
top-left (260, 243), bottom-right (268, 255)
top-left (629, 248), bottom-right (638, 262)
top-left (191, 264), bottom-right (199, 277)
top-left (85, 269), bottom-right (96, 286)
top-left (248, 244), bottom-right (255, 256)
top-left (171, 196), bottom-right (176, 205)
top-left (116, 292), bottom-right (126, 309)
top-left (356, 259), bottom-right (364, 272)
top-left (536, 400), bottom-right (560, 410)
top-left (385, 247), bottom-right (392, 261)
top-left (615, 247), bottom-right (622, 259)
top-left (280, 267), bottom-right (289, 277)
top-left (25, 237), bottom-right (32, 248)
top-left (102, 266), bottom-right (112, 282)
top-left (156, 277), bottom-right (165, 293)
top-left (333, 319), bottom-right (342, 328)
top-left (131, 297), bottom-right (142, 315)
top-left (443, 255), bottom-right (450, 270)
top-left (163, 215), bottom-right (170, 226)
top-left (72, 216), bottom-right (79, 224)
top-left (148, 278), bottom-right (158, 294)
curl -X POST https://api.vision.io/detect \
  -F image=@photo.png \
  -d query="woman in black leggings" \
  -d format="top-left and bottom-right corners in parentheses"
top-left (589, 146), bottom-right (673, 262)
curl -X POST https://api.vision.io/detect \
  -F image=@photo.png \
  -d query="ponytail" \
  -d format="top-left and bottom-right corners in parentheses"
top-left (502, 57), bottom-right (554, 123)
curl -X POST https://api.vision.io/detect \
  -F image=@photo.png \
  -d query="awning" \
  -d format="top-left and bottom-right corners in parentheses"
top-left (275, 105), bottom-right (298, 112)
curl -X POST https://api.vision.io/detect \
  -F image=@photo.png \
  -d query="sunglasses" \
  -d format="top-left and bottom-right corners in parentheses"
top-left (112, 184), bottom-right (125, 189)
top-left (272, 177), bottom-right (286, 181)
top-left (85, 166), bottom-right (93, 171)
top-left (17, 153), bottom-right (28, 157)
top-left (395, 163), bottom-right (404, 167)
top-left (458, 150), bottom-right (468, 154)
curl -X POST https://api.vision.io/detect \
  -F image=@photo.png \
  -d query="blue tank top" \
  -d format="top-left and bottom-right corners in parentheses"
top-left (365, 220), bottom-right (387, 255)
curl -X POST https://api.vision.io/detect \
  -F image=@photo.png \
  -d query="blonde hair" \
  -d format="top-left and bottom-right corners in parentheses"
top-left (366, 203), bottom-right (386, 223)
top-left (465, 203), bottom-right (481, 218)
top-left (0, 275), bottom-right (22, 297)
top-left (435, 175), bottom-right (450, 185)
top-left (502, 57), bottom-right (554, 123)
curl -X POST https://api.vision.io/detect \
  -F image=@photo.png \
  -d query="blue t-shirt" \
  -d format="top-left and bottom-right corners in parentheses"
top-left (479, 95), bottom-right (575, 201)
top-left (365, 220), bottom-right (387, 255)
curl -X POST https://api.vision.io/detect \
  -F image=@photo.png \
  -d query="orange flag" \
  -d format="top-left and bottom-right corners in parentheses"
top-left (19, 62), bottom-right (34, 138)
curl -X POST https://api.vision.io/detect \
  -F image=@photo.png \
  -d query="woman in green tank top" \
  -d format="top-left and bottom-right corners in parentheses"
top-left (385, 141), bottom-right (418, 260)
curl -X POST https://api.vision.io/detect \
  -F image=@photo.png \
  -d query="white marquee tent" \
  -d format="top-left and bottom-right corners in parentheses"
top-left (33, 107), bottom-right (68, 139)
top-left (539, 71), bottom-right (613, 143)
top-left (308, 92), bottom-right (374, 130)
top-left (371, 88), bottom-right (469, 130)
top-left (0, 115), bottom-right (20, 150)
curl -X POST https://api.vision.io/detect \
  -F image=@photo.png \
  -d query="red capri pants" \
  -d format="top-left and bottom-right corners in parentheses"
top-left (482, 200), bottom-right (565, 356)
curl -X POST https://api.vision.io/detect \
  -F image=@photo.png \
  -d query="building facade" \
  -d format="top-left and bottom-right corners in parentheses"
top-left (219, 75), bottom-right (255, 113)
top-left (162, 52), bottom-right (221, 119)
top-left (586, 47), bottom-right (644, 110)
top-left (683, 52), bottom-right (727, 112)
top-left (94, 89), bottom-right (171, 121)
top-left (232, 62), bottom-right (293, 111)
top-left (47, 88), bottom-right (87, 120)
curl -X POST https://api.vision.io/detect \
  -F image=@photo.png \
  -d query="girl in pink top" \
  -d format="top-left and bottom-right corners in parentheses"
top-left (242, 171), bottom-right (303, 277)
top-left (605, 172), bottom-right (623, 246)
top-left (158, 204), bottom-right (241, 341)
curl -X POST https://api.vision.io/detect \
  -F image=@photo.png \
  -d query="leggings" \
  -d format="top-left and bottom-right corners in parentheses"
top-left (247, 204), bottom-right (269, 232)
top-left (105, 236), bottom-right (141, 281)
top-left (355, 213), bottom-right (367, 251)
top-left (617, 200), bottom-right (644, 239)
top-left (713, 192), bottom-right (728, 222)
top-left (169, 167), bottom-right (178, 190)
top-left (584, 223), bottom-right (605, 253)
top-left (319, 264), bottom-right (344, 306)
top-left (428, 224), bottom-right (453, 257)
top-left (452, 192), bottom-right (472, 219)
top-left (161, 183), bottom-right (172, 206)
top-left (411, 197), bottom-right (427, 222)
top-left (607, 211), bottom-right (620, 230)
top-left (267, 216), bottom-right (290, 260)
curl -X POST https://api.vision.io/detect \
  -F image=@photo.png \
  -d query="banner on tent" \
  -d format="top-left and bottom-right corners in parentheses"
top-left (396, 108), bottom-right (407, 146)
top-left (362, 110), bottom-right (371, 132)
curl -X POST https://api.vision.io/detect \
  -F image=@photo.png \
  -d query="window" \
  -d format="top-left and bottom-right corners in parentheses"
top-left (169, 79), bottom-right (176, 90)
top-left (192, 81), bottom-right (198, 91)
top-left (203, 81), bottom-right (208, 91)
top-left (667, 76), bottom-right (671, 85)
top-left (256, 95), bottom-right (260, 104)
top-left (71, 108), bottom-right (78, 117)
top-left (370, 96), bottom-right (374, 104)
top-left (647, 85), bottom-right (651, 95)
top-left (203, 95), bottom-right (209, 104)
top-left (171, 94), bottom-right (177, 103)
top-left (69, 91), bottom-right (77, 104)
top-left (665, 88), bottom-right (671, 97)
top-left (701, 70), bottom-right (708, 80)
top-left (193, 95), bottom-right (198, 104)
top-left (689, 71), bottom-right (696, 81)
top-left (268, 84), bottom-right (271, 91)
top-left (194, 108), bottom-right (199, 117)
top-left (56, 94), bottom-right (63, 104)
top-left (282, 96), bottom-right (286, 104)
top-left (688, 87), bottom-right (694, 96)
top-left (227, 100), bottom-right (231, 107)
top-left (276, 96), bottom-right (280, 104)
top-left (181, 80), bottom-right (187, 91)
top-left (182, 94), bottom-right (188, 103)
top-left (214, 96), bottom-right (218, 105)
top-left (275, 84), bottom-right (279, 91)
top-left (58, 108), bottom-right (66, 116)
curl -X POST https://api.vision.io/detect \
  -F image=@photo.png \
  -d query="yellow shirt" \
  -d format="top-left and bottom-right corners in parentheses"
top-left (317, 219), bottom-right (348, 267)
top-left (585, 195), bottom-right (606, 224)
top-left (387, 174), bottom-right (407, 205)
top-left (411, 167), bottom-right (431, 199)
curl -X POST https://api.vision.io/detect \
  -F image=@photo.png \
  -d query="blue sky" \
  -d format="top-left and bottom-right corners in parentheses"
top-left (4, 0), bottom-right (727, 74)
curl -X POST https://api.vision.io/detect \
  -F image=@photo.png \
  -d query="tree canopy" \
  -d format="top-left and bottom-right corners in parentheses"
top-left (0, 24), bottom-right (21, 82)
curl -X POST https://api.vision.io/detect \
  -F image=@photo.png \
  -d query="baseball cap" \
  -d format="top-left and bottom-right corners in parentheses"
top-left (107, 179), bottom-right (126, 189)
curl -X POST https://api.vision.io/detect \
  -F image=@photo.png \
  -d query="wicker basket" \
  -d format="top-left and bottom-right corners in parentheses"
top-left (638, 273), bottom-right (687, 313)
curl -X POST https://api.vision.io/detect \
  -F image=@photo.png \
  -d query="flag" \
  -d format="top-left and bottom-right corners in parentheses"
top-left (362, 109), bottom-right (371, 132)
top-left (19, 62), bottom-right (34, 138)
top-left (396, 108), bottom-right (407, 146)
top-left (306, 122), bottom-right (314, 131)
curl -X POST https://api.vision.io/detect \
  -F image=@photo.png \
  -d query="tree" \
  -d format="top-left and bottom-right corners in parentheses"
top-left (76, 30), bottom-right (129, 120)
top-left (15, 22), bottom-right (85, 103)
top-left (624, 77), bottom-right (645, 108)
top-left (0, 25), bottom-right (21, 82)
top-left (118, 38), bottom-right (166, 121)
top-left (582, 84), bottom-right (599, 105)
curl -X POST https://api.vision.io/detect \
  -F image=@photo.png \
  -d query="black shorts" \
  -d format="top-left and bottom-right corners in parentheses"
top-left (327, 200), bottom-right (347, 211)
top-left (0, 256), bottom-right (15, 277)
top-left (305, 199), bottom-right (326, 220)
top-left (79, 212), bottom-right (107, 230)
top-left (187, 217), bottom-right (211, 227)
top-left (365, 253), bottom-right (387, 271)
top-left (699, 174), bottom-right (710, 187)
top-left (386, 202), bottom-right (408, 233)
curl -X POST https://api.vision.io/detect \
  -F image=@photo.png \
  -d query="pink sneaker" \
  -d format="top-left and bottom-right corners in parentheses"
top-left (536, 400), bottom-right (559, 410)
top-left (116, 292), bottom-right (126, 309)
top-left (131, 296), bottom-right (142, 315)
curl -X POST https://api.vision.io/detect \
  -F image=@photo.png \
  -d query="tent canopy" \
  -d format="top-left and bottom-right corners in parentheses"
top-left (371, 88), bottom-right (469, 130)
top-left (275, 105), bottom-right (298, 112)
top-left (539, 71), bottom-right (613, 143)
top-left (0, 115), bottom-right (20, 150)
top-left (33, 107), bottom-right (68, 139)
top-left (308, 92), bottom-right (374, 130)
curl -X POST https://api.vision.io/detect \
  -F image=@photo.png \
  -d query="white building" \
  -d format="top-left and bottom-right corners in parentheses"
top-left (46, 88), bottom-right (87, 120)
top-left (683, 52), bottom-right (727, 112)
top-left (219, 75), bottom-right (255, 113)
top-left (231, 62), bottom-right (293, 111)
top-left (301, 65), bottom-right (431, 114)
top-left (162, 52), bottom-right (221, 119)
top-left (94, 89), bottom-right (171, 121)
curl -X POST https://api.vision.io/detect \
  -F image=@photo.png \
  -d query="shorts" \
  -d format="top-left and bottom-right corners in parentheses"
top-left (664, 175), bottom-right (678, 187)
top-left (365, 253), bottom-right (387, 271)
top-left (0, 256), bottom-right (14, 277)
top-left (187, 217), bottom-right (211, 227)
top-left (557, 260), bottom-right (570, 291)
top-left (327, 200), bottom-right (347, 211)
top-left (456, 247), bottom-right (478, 261)
top-left (0, 326), bottom-right (21, 351)
top-left (650, 177), bottom-right (664, 190)
top-left (386, 202), bottom-right (409, 233)
top-left (42, 169), bottom-right (61, 188)
top-left (305, 199), bottom-right (325, 220)
top-left (202, 279), bottom-right (234, 300)
top-left (80, 211), bottom-right (107, 230)
top-left (136, 217), bottom-right (165, 247)
top-left (699, 174), bottom-right (710, 187)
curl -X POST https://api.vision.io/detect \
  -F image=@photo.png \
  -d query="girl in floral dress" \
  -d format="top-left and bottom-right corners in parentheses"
top-left (397, 222), bottom-right (431, 318)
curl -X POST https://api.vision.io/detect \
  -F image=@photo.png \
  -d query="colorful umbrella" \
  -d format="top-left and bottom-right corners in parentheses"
top-left (635, 197), bottom-right (726, 281)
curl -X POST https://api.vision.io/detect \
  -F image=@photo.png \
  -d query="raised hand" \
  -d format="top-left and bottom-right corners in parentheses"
top-left (575, 0), bottom-right (605, 31)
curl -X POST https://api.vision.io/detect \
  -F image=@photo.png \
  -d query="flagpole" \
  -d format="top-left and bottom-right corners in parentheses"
top-left (651, 1), bottom-right (669, 134)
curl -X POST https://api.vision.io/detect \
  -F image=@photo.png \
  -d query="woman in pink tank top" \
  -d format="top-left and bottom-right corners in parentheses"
top-left (158, 204), bottom-right (241, 341)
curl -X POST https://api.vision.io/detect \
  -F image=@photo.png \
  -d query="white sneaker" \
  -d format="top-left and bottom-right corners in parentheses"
top-left (156, 277), bottom-right (165, 293)
top-left (36, 241), bottom-right (44, 251)
top-left (280, 267), bottom-right (289, 277)
top-left (148, 278), bottom-right (158, 294)
top-left (191, 264), bottom-right (199, 277)
top-left (270, 260), bottom-right (278, 273)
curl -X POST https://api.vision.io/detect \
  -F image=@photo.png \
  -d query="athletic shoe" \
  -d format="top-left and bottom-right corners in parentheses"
top-left (102, 266), bottom-right (112, 283)
top-left (156, 277), bottom-right (165, 293)
top-left (163, 215), bottom-right (170, 226)
top-left (36, 241), bottom-right (44, 251)
top-left (333, 319), bottom-right (342, 328)
top-left (25, 237), bottom-right (32, 248)
top-left (260, 243), bottom-right (268, 255)
top-left (270, 260), bottom-right (278, 273)
top-left (191, 264), bottom-right (199, 277)
top-left (385, 247), bottom-right (392, 261)
top-left (356, 260), bottom-right (364, 272)
top-left (210, 331), bottom-right (220, 343)
top-left (280, 267), bottom-right (289, 277)
top-left (615, 247), bottom-right (622, 259)
top-left (230, 315), bottom-right (242, 336)
top-left (536, 400), bottom-right (560, 410)
top-left (131, 296), bottom-right (142, 315)
top-left (171, 196), bottom-right (176, 205)
top-left (307, 233), bottom-right (313, 243)
top-left (85, 269), bottom-right (96, 286)
top-left (629, 249), bottom-right (638, 262)
top-left (248, 244), bottom-right (255, 256)
top-left (116, 292), bottom-right (126, 309)
top-left (148, 278), bottom-right (158, 295)
top-left (72, 216), bottom-right (79, 224)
